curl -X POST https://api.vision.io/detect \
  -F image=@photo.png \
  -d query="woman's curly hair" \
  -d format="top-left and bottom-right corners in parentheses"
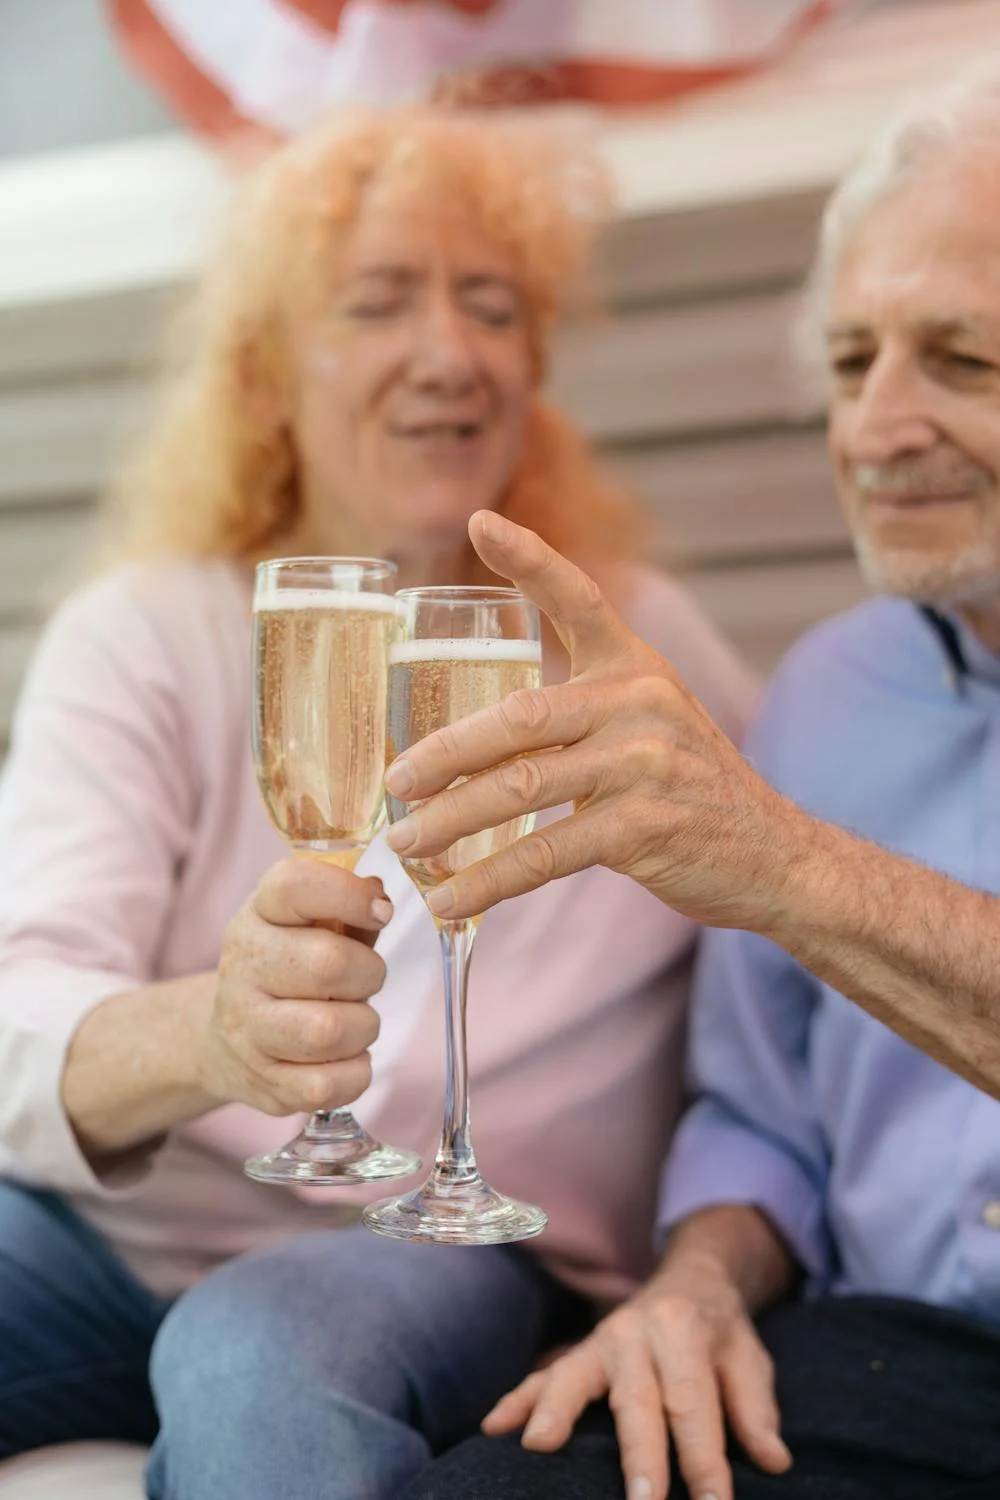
top-left (102, 105), bottom-right (646, 580)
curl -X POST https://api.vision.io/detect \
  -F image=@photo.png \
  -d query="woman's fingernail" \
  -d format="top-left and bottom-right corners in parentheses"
top-left (628, 1479), bottom-right (653, 1500)
top-left (385, 759), bottom-right (414, 797)
top-left (427, 885), bottom-right (455, 916)
top-left (697, 1493), bottom-right (719, 1500)
top-left (371, 898), bottom-right (394, 927)
top-left (477, 510), bottom-right (502, 541)
top-left (524, 1414), bottom-right (552, 1440)
top-left (385, 817), bottom-right (416, 853)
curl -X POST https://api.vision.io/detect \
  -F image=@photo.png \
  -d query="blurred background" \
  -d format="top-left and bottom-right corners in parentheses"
top-left (1, 0), bottom-right (998, 759)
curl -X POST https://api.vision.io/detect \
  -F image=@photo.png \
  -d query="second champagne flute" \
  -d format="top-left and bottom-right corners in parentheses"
top-left (363, 586), bottom-right (548, 1245)
top-left (245, 557), bottom-right (421, 1186)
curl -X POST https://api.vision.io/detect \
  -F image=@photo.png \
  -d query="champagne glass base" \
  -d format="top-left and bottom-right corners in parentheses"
top-left (362, 1176), bottom-right (548, 1245)
top-left (245, 1133), bottom-right (421, 1186)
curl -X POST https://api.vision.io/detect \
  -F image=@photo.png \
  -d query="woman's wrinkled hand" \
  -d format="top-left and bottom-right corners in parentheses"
top-left (198, 857), bottom-right (391, 1115)
top-left (482, 1249), bottom-right (791, 1500)
top-left (384, 512), bottom-right (804, 927)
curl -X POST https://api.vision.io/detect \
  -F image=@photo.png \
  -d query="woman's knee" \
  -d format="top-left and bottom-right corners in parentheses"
top-left (149, 1230), bottom-right (390, 1409)
top-left (151, 1227), bottom-right (552, 1422)
top-left (148, 1235), bottom-right (438, 1498)
top-left (149, 1248), bottom-right (275, 1408)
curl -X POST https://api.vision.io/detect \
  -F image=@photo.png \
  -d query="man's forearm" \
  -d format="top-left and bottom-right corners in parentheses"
top-left (659, 1205), bottom-right (797, 1317)
top-left (757, 808), bottom-right (1000, 1098)
top-left (61, 973), bottom-right (221, 1163)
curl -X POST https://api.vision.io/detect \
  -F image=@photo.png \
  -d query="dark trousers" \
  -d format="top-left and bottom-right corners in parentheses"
top-left (398, 1296), bottom-right (1000, 1500)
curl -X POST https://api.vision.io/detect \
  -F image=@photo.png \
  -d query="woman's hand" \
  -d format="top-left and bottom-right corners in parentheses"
top-left (483, 1244), bottom-right (791, 1500)
top-left (199, 856), bottom-right (392, 1115)
top-left (384, 511), bottom-right (808, 928)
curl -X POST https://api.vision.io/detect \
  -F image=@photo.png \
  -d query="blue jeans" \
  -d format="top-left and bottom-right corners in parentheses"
top-left (0, 1181), bottom-right (167, 1455)
top-left (0, 1180), bottom-right (578, 1499)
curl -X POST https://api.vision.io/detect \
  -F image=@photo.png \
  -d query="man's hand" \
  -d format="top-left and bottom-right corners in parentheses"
top-left (483, 1239), bottom-right (792, 1500)
top-left (384, 511), bottom-right (808, 928)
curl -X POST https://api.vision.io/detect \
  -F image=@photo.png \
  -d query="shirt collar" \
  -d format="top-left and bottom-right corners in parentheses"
top-left (920, 605), bottom-right (1000, 690)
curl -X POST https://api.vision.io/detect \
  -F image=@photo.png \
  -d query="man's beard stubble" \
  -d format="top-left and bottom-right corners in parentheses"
top-left (848, 450), bottom-right (1000, 609)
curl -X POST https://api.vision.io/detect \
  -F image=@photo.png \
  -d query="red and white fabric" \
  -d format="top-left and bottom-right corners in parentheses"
top-left (108, 0), bottom-right (855, 138)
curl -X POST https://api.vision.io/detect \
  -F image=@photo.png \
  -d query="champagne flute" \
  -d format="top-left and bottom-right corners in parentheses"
top-left (244, 557), bottom-right (422, 1186)
top-left (363, 586), bottom-right (548, 1244)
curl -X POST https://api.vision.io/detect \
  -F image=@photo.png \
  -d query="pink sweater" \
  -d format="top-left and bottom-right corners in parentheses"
top-left (0, 560), bottom-right (757, 1305)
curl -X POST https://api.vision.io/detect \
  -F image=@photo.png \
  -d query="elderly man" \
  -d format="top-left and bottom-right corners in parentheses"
top-left (387, 62), bottom-right (1000, 1500)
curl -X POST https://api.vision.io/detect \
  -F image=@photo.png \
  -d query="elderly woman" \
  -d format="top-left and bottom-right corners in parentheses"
top-left (0, 108), bottom-right (755, 1499)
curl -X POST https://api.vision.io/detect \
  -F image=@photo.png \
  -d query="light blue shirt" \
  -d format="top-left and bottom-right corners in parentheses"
top-left (658, 596), bottom-right (1000, 1317)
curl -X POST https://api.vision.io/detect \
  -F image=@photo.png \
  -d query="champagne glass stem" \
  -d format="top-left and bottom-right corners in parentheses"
top-left (362, 908), bottom-right (546, 1241)
top-left (300, 1108), bottom-right (371, 1140)
top-left (432, 917), bottom-right (480, 1192)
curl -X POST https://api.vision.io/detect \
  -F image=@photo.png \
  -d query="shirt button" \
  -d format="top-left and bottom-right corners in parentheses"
top-left (981, 1201), bottom-right (1000, 1230)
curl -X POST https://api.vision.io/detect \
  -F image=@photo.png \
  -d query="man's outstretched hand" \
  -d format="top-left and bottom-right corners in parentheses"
top-left (386, 511), bottom-right (805, 928)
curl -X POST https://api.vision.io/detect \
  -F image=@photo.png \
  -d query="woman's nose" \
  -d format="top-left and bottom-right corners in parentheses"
top-left (406, 297), bottom-right (479, 392)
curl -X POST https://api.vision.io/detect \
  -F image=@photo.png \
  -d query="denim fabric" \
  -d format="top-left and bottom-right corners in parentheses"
top-left (0, 1180), bottom-right (573, 1499)
top-left (146, 1225), bottom-right (569, 1500)
top-left (0, 1179), bottom-right (167, 1456)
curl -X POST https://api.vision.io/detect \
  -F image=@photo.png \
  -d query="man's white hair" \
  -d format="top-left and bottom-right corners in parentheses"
top-left (797, 57), bottom-right (1000, 374)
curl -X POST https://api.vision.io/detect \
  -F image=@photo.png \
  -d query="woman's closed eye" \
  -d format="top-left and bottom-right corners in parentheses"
top-left (465, 299), bottom-right (517, 328)
top-left (458, 280), bottom-right (521, 329)
top-left (344, 296), bottom-right (406, 320)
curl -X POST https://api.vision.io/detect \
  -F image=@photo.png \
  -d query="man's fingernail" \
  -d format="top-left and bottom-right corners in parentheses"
top-left (477, 510), bottom-right (503, 541)
top-left (427, 885), bottom-right (456, 916)
top-left (697, 1493), bottom-right (719, 1500)
top-left (524, 1414), bottom-right (552, 1440)
top-left (371, 898), bottom-right (394, 927)
top-left (385, 760), bottom-right (414, 797)
top-left (385, 817), bottom-right (416, 853)
top-left (628, 1479), bottom-right (653, 1500)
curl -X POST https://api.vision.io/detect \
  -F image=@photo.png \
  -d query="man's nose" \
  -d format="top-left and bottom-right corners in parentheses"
top-left (846, 349), bottom-right (939, 463)
top-left (406, 292), bottom-right (478, 393)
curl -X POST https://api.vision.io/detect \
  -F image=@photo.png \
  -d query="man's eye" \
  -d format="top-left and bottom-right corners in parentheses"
top-left (830, 353), bottom-right (872, 378)
top-left (946, 352), bottom-right (993, 373)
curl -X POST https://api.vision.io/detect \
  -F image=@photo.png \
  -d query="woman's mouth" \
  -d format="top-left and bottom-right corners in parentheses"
top-left (391, 422), bottom-right (483, 442)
